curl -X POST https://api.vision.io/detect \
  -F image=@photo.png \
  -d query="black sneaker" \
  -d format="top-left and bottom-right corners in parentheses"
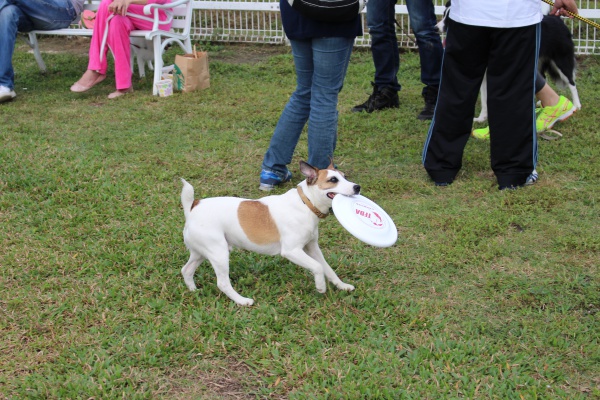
top-left (417, 85), bottom-right (439, 121)
top-left (352, 82), bottom-right (399, 113)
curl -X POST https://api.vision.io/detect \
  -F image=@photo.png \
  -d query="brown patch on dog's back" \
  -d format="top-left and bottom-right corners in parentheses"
top-left (238, 201), bottom-right (280, 245)
top-left (191, 199), bottom-right (200, 210)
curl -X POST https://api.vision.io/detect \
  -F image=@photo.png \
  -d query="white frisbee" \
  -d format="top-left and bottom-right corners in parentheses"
top-left (332, 194), bottom-right (398, 248)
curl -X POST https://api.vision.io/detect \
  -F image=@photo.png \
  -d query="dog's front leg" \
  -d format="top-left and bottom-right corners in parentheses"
top-left (280, 248), bottom-right (327, 293)
top-left (304, 241), bottom-right (354, 292)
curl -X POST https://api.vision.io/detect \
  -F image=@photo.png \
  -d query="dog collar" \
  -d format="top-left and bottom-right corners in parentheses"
top-left (297, 186), bottom-right (328, 219)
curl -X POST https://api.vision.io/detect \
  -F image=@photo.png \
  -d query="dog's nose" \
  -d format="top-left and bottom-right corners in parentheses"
top-left (353, 185), bottom-right (361, 194)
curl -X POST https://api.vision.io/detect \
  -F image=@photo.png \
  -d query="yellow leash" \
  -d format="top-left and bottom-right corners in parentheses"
top-left (541, 0), bottom-right (600, 30)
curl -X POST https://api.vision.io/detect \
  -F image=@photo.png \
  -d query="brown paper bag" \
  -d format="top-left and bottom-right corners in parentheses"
top-left (174, 51), bottom-right (210, 93)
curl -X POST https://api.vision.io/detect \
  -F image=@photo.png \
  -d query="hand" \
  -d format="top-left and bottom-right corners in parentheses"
top-left (108, 0), bottom-right (133, 16)
top-left (551, 0), bottom-right (579, 18)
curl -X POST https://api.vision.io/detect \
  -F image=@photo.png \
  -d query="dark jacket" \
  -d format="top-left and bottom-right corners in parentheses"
top-left (280, 0), bottom-right (363, 40)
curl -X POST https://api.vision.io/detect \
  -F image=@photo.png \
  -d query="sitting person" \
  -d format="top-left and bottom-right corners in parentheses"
top-left (0, 0), bottom-right (84, 103)
top-left (71, 0), bottom-right (172, 99)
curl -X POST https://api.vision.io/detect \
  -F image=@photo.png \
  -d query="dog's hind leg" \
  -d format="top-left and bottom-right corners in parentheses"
top-left (569, 84), bottom-right (581, 110)
top-left (304, 241), bottom-right (354, 292)
top-left (206, 250), bottom-right (254, 306)
top-left (549, 59), bottom-right (581, 110)
top-left (182, 252), bottom-right (205, 291)
top-left (474, 72), bottom-right (489, 122)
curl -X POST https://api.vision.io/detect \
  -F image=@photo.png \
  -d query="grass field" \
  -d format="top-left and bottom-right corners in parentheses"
top-left (1, 37), bottom-right (599, 399)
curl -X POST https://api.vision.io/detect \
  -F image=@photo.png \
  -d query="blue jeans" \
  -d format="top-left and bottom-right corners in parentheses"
top-left (367, 0), bottom-right (443, 91)
top-left (262, 37), bottom-right (355, 177)
top-left (0, 0), bottom-right (78, 89)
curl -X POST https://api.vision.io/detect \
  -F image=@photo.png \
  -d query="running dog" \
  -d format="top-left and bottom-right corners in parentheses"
top-left (436, 1), bottom-right (581, 122)
top-left (180, 161), bottom-right (361, 306)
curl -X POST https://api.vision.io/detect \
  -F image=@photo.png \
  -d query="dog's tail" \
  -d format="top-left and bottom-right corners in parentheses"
top-left (181, 178), bottom-right (195, 220)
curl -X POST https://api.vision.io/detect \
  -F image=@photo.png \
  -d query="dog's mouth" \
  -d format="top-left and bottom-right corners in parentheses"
top-left (327, 192), bottom-right (358, 199)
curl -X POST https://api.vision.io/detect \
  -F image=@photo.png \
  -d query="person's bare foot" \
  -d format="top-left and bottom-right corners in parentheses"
top-left (107, 87), bottom-right (133, 99)
top-left (70, 70), bottom-right (106, 92)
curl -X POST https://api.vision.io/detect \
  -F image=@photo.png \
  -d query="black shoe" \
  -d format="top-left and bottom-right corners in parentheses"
top-left (352, 82), bottom-right (399, 113)
top-left (417, 85), bottom-right (439, 121)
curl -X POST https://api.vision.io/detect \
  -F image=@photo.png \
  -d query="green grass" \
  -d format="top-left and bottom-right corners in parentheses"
top-left (1, 38), bottom-right (598, 399)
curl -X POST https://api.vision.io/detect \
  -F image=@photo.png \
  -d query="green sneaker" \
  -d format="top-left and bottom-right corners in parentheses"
top-left (536, 95), bottom-right (575, 132)
top-left (472, 126), bottom-right (490, 140)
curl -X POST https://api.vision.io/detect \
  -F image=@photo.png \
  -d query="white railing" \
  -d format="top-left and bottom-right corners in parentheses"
top-left (190, 0), bottom-right (600, 55)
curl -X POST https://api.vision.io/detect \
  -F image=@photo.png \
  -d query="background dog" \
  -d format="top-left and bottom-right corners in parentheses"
top-left (180, 161), bottom-right (361, 306)
top-left (436, 1), bottom-right (581, 122)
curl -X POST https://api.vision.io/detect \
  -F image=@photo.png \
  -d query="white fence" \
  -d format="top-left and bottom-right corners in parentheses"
top-left (190, 0), bottom-right (600, 55)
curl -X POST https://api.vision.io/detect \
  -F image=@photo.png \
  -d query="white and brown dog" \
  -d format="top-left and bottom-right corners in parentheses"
top-left (180, 161), bottom-right (361, 306)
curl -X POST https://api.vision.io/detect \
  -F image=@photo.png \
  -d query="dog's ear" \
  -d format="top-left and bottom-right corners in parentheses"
top-left (299, 161), bottom-right (319, 185)
top-left (326, 158), bottom-right (336, 170)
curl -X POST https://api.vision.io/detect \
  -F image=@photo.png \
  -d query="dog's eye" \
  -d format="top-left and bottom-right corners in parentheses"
top-left (329, 177), bottom-right (339, 183)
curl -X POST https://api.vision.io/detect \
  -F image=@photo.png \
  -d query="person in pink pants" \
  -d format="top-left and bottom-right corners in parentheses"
top-left (71, 0), bottom-right (172, 98)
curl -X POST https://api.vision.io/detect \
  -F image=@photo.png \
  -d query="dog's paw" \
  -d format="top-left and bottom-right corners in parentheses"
top-left (473, 116), bottom-right (487, 123)
top-left (336, 282), bottom-right (355, 291)
top-left (185, 283), bottom-right (197, 291)
top-left (236, 297), bottom-right (254, 306)
top-left (315, 275), bottom-right (327, 293)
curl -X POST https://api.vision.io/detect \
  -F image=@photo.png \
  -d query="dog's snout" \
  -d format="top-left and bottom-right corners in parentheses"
top-left (353, 185), bottom-right (361, 194)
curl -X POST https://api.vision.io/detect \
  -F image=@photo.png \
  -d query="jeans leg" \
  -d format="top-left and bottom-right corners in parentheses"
top-left (405, 0), bottom-right (443, 87)
top-left (0, 3), bottom-right (29, 88)
top-left (7, 0), bottom-right (77, 30)
top-left (262, 39), bottom-right (313, 177)
top-left (366, 0), bottom-right (400, 91)
top-left (306, 36), bottom-right (354, 169)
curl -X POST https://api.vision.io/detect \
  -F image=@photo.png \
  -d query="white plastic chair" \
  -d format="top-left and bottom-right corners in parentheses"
top-left (125, 0), bottom-right (193, 95)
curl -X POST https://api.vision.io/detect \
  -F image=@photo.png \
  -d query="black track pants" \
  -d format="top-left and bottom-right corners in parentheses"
top-left (423, 19), bottom-right (539, 188)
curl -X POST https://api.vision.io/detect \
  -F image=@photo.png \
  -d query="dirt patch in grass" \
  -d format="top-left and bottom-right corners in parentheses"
top-left (164, 359), bottom-right (286, 399)
top-left (208, 43), bottom-right (290, 64)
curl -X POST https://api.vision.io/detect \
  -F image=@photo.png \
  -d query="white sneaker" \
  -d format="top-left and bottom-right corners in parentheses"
top-left (0, 85), bottom-right (17, 103)
top-left (525, 169), bottom-right (538, 186)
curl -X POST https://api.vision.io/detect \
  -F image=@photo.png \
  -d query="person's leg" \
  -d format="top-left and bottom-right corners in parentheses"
top-left (406, 0), bottom-right (443, 120)
top-left (486, 24), bottom-right (538, 189)
top-left (105, 4), bottom-right (172, 93)
top-left (306, 36), bottom-right (355, 169)
top-left (405, 0), bottom-right (443, 87)
top-left (535, 74), bottom-right (576, 132)
top-left (537, 83), bottom-right (559, 107)
top-left (422, 20), bottom-right (489, 185)
top-left (261, 39), bottom-right (313, 181)
top-left (0, 2), bottom-right (28, 91)
top-left (368, 0), bottom-right (400, 91)
top-left (71, 0), bottom-right (112, 91)
top-left (9, 0), bottom-right (77, 30)
top-left (352, 0), bottom-right (398, 113)
top-left (107, 14), bottom-right (135, 91)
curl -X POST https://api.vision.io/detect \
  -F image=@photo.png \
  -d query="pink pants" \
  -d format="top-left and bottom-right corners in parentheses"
top-left (88, 0), bottom-right (173, 90)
